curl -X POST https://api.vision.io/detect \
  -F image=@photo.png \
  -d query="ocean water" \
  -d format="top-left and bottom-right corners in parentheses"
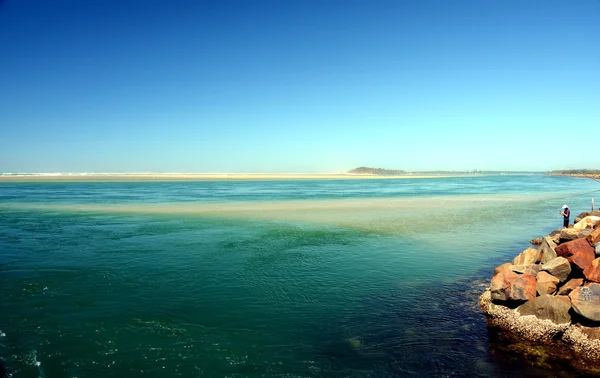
top-left (1, 175), bottom-right (599, 377)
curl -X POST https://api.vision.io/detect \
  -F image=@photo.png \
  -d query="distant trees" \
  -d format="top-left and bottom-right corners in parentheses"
top-left (550, 169), bottom-right (600, 175)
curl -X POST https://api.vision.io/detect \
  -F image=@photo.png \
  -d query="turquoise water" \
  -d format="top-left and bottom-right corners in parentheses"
top-left (1, 175), bottom-right (599, 377)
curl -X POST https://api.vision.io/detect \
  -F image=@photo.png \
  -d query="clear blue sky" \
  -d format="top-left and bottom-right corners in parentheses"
top-left (1, 0), bottom-right (598, 173)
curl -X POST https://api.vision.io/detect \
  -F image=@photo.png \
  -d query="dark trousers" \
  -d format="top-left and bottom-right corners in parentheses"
top-left (564, 218), bottom-right (569, 228)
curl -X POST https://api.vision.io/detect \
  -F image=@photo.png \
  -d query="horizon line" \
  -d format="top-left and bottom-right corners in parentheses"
top-left (0, 171), bottom-right (552, 176)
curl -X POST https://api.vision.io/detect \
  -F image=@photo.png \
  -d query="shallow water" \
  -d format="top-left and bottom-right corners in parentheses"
top-left (1, 175), bottom-right (598, 377)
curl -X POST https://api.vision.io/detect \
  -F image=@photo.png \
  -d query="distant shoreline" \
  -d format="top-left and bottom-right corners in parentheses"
top-left (0, 173), bottom-right (466, 182)
top-left (548, 173), bottom-right (600, 180)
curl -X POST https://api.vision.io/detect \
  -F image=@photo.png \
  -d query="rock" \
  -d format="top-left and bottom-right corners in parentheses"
top-left (536, 271), bottom-right (559, 295)
top-left (541, 257), bottom-right (571, 282)
top-left (346, 336), bottom-right (363, 349)
top-left (530, 237), bottom-right (543, 245)
top-left (517, 294), bottom-right (571, 324)
top-left (557, 278), bottom-right (584, 295)
top-left (512, 247), bottom-right (542, 265)
top-left (574, 216), bottom-right (600, 230)
top-left (587, 227), bottom-right (600, 246)
top-left (555, 238), bottom-right (596, 270)
top-left (510, 264), bottom-right (541, 276)
top-left (581, 327), bottom-right (600, 340)
top-left (540, 236), bottom-right (558, 264)
top-left (574, 211), bottom-right (600, 224)
top-left (569, 283), bottom-right (600, 322)
top-left (493, 263), bottom-right (512, 276)
top-left (559, 228), bottom-right (592, 243)
top-left (548, 230), bottom-right (562, 244)
top-left (490, 270), bottom-right (537, 302)
top-left (554, 295), bottom-right (571, 307)
top-left (596, 242), bottom-right (600, 256)
top-left (584, 258), bottom-right (600, 282)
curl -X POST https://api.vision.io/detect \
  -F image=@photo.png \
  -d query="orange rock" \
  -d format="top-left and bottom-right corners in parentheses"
top-left (536, 271), bottom-right (559, 295)
top-left (491, 270), bottom-right (537, 302)
top-left (557, 278), bottom-right (584, 295)
top-left (510, 264), bottom-right (541, 277)
top-left (493, 262), bottom-right (512, 276)
top-left (587, 227), bottom-right (600, 246)
top-left (555, 238), bottom-right (595, 270)
top-left (512, 247), bottom-right (542, 265)
top-left (584, 258), bottom-right (600, 282)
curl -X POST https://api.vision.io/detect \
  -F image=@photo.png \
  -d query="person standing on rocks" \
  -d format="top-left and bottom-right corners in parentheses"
top-left (560, 205), bottom-right (570, 228)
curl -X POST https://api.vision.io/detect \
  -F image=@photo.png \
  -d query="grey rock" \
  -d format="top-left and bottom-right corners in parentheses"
top-left (569, 283), bottom-right (600, 322)
top-left (517, 294), bottom-right (571, 324)
top-left (559, 228), bottom-right (592, 243)
top-left (540, 236), bottom-right (558, 264)
top-left (541, 257), bottom-right (571, 282)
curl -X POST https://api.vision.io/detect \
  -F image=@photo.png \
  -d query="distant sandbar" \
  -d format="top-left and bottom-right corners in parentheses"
top-left (0, 173), bottom-right (459, 182)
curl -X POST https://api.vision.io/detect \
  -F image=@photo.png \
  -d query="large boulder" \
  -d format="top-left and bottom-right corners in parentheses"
top-left (557, 278), bottom-right (584, 295)
top-left (559, 228), bottom-right (592, 243)
top-left (596, 242), bottom-right (600, 256)
top-left (587, 227), bottom-right (600, 246)
top-left (540, 236), bottom-right (558, 264)
top-left (512, 247), bottom-right (542, 265)
top-left (493, 262), bottom-right (512, 276)
top-left (541, 257), bottom-right (571, 282)
top-left (555, 238), bottom-right (595, 270)
top-left (584, 258), bottom-right (600, 282)
top-left (573, 216), bottom-right (600, 230)
top-left (536, 271), bottom-right (560, 295)
top-left (510, 264), bottom-right (541, 277)
top-left (517, 294), bottom-right (572, 324)
top-left (569, 283), bottom-right (600, 322)
top-left (490, 270), bottom-right (537, 302)
top-left (574, 211), bottom-right (600, 223)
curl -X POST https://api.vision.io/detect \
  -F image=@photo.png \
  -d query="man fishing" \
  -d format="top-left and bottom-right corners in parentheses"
top-left (560, 205), bottom-right (570, 228)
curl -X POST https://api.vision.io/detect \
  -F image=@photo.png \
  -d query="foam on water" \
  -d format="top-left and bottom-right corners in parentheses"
top-left (0, 191), bottom-right (570, 237)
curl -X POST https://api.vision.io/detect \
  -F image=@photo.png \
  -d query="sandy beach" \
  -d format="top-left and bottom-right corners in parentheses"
top-left (0, 173), bottom-right (457, 182)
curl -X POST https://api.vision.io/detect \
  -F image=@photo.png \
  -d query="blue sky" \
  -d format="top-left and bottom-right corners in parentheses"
top-left (1, 0), bottom-right (598, 173)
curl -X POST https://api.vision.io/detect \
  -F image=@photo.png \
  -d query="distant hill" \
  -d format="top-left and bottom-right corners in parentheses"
top-left (348, 167), bottom-right (407, 175)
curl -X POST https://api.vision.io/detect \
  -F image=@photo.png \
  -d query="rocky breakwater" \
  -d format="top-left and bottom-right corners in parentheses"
top-left (480, 213), bottom-right (600, 374)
